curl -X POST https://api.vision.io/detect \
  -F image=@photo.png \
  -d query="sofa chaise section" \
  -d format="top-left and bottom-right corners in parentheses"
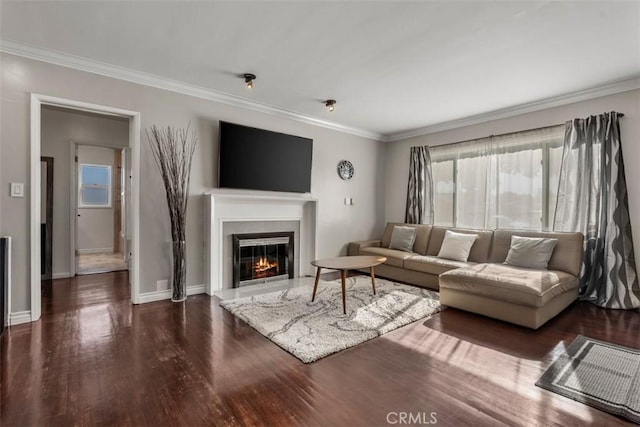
top-left (439, 229), bottom-right (584, 329)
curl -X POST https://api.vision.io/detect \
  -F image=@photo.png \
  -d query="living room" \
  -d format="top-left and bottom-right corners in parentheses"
top-left (1, 1), bottom-right (640, 426)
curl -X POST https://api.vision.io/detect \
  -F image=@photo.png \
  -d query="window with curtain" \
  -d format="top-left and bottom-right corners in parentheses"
top-left (431, 125), bottom-right (564, 230)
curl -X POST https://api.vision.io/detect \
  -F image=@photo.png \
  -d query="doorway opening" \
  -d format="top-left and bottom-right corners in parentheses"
top-left (30, 94), bottom-right (141, 322)
top-left (72, 144), bottom-right (129, 276)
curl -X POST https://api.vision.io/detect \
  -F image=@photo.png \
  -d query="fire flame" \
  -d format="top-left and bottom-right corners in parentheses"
top-left (254, 257), bottom-right (278, 273)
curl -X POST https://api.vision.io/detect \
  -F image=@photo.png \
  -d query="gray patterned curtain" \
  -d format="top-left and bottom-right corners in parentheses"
top-left (554, 112), bottom-right (640, 309)
top-left (405, 146), bottom-right (433, 224)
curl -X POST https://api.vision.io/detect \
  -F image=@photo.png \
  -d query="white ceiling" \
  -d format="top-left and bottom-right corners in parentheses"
top-left (1, 1), bottom-right (639, 139)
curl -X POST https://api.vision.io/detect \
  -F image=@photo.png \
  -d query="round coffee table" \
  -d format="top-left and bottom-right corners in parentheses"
top-left (311, 255), bottom-right (387, 314)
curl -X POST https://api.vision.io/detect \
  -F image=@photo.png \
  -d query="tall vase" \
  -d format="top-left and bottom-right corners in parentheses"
top-left (171, 240), bottom-right (187, 302)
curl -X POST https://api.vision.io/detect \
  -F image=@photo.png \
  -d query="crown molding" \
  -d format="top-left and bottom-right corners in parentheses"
top-left (0, 38), bottom-right (382, 141)
top-left (3, 38), bottom-right (638, 143)
top-left (384, 76), bottom-right (640, 142)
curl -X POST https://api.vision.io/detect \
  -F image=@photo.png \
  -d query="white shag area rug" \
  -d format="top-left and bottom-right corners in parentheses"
top-left (219, 275), bottom-right (443, 363)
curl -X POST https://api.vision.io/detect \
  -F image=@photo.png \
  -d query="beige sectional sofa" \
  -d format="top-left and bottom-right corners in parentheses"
top-left (348, 223), bottom-right (584, 329)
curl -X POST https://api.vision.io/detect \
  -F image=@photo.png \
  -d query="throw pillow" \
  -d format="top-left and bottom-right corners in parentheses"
top-left (504, 236), bottom-right (558, 269)
top-left (388, 226), bottom-right (417, 252)
top-left (437, 230), bottom-right (478, 262)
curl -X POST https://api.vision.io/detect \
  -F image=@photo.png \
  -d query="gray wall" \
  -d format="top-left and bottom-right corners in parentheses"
top-left (40, 107), bottom-right (128, 276)
top-left (76, 145), bottom-right (117, 253)
top-left (385, 89), bottom-right (640, 271)
top-left (0, 53), bottom-right (387, 313)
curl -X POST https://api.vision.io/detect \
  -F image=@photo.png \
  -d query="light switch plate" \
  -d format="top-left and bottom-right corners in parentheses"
top-left (10, 183), bottom-right (24, 198)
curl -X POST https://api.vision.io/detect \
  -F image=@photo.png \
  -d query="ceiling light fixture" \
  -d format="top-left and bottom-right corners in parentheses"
top-left (325, 99), bottom-right (336, 112)
top-left (244, 73), bottom-right (256, 89)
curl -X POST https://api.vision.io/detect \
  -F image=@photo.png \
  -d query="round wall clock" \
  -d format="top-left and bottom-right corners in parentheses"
top-left (337, 160), bottom-right (354, 180)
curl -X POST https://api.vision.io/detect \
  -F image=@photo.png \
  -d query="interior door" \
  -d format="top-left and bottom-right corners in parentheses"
top-left (120, 148), bottom-right (131, 268)
top-left (72, 144), bottom-right (79, 276)
top-left (113, 150), bottom-right (122, 254)
top-left (40, 157), bottom-right (54, 281)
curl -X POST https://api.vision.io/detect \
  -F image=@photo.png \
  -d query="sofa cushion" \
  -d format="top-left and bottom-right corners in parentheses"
top-left (439, 263), bottom-right (579, 308)
top-left (504, 236), bottom-right (558, 269)
top-left (490, 230), bottom-right (583, 276)
top-left (381, 223), bottom-right (432, 255)
top-left (427, 227), bottom-right (493, 262)
top-left (437, 230), bottom-right (479, 262)
top-left (404, 255), bottom-right (473, 276)
top-left (348, 240), bottom-right (381, 256)
top-left (360, 247), bottom-right (415, 268)
top-left (388, 226), bottom-right (417, 252)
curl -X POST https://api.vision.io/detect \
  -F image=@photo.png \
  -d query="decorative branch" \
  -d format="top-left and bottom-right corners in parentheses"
top-left (146, 123), bottom-right (197, 244)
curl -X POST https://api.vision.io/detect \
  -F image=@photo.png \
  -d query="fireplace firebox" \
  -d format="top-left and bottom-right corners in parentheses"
top-left (232, 232), bottom-right (294, 287)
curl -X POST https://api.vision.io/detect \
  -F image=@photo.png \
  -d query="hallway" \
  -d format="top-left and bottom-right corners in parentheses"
top-left (76, 252), bottom-right (127, 275)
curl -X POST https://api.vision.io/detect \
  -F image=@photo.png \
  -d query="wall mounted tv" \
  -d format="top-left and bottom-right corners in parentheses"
top-left (218, 121), bottom-right (313, 193)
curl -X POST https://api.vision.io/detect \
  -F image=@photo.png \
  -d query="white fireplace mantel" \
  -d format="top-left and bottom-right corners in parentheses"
top-left (204, 191), bottom-right (318, 294)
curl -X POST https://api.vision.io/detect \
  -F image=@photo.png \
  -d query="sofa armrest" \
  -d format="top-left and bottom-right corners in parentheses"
top-left (348, 240), bottom-right (382, 256)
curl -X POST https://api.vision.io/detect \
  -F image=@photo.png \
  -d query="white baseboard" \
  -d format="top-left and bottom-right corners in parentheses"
top-left (52, 272), bottom-right (73, 279)
top-left (187, 285), bottom-right (206, 295)
top-left (6, 285), bottom-right (206, 324)
top-left (77, 247), bottom-right (114, 255)
top-left (9, 311), bottom-right (32, 325)
top-left (137, 285), bottom-right (206, 304)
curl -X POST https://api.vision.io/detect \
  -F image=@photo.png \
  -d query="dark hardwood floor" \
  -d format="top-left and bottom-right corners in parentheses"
top-left (2, 271), bottom-right (638, 426)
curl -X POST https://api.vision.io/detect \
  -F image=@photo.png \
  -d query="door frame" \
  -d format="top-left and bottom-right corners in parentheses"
top-left (30, 94), bottom-right (142, 321)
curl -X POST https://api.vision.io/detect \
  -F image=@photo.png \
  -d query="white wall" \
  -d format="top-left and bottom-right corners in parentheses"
top-left (40, 107), bottom-right (128, 276)
top-left (0, 53), bottom-right (386, 313)
top-left (76, 145), bottom-right (117, 253)
top-left (385, 89), bottom-right (640, 270)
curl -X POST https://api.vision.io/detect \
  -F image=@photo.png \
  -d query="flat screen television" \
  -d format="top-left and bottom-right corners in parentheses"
top-left (218, 121), bottom-right (313, 193)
